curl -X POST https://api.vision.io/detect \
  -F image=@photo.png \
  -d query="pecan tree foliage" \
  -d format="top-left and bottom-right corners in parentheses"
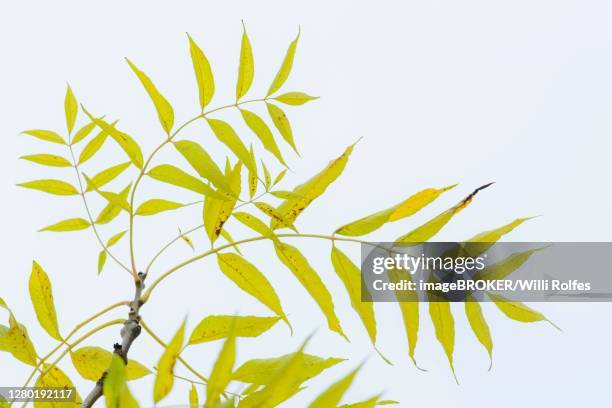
top-left (2, 26), bottom-right (555, 407)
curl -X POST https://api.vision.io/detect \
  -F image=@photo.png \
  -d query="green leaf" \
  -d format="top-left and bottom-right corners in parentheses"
top-left (154, 321), bottom-right (186, 403)
top-left (135, 199), bottom-right (184, 216)
top-left (173, 140), bottom-right (229, 192)
top-left (465, 297), bottom-right (493, 369)
top-left (272, 144), bottom-right (353, 229)
top-left (71, 346), bottom-right (150, 381)
top-left (216, 253), bottom-right (287, 324)
top-left (188, 33), bottom-right (215, 109)
top-left (207, 119), bottom-right (254, 172)
top-left (18, 179), bottom-right (79, 196)
top-left (95, 184), bottom-right (131, 224)
top-left (72, 120), bottom-right (97, 145)
top-left (103, 354), bottom-right (139, 408)
top-left (275, 242), bottom-right (346, 339)
top-left (273, 92), bottom-right (318, 106)
top-left (331, 247), bottom-right (376, 344)
top-left (235, 22), bottom-right (254, 100)
top-left (85, 162), bottom-right (131, 192)
top-left (126, 58), bottom-right (174, 134)
top-left (308, 365), bottom-right (360, 408)
top-left (240, 109), bottom-right (286, 167)
top-left (78, 125), bottom-right (111, 164)
top-left (267, 30), bottom-right (300, 97)
top-left (266, 103), bottom-right (297, 154)
top-left (149, 164), bottom-right (225, 198)
top-left (335, 185), bottom-right (457, 236)
top-left (189, 315), bottom-right (280, 345)
top-left (20, 154), bottom-right (72, 167)
top-left (22, 129), bottom-right (66, 144)
top-left (40, 218), bottom-right (91, 232)
top-left (65, 84), bottom-right (78, 134)
top-left (205, 324), bottom-right (236, 407)
top-left (429, 300), bottom-right (457, 382)
top-left (29, 261), bottom-right (62, 340)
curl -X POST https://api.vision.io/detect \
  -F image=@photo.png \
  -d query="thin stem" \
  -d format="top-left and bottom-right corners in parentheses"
top-left (127, 98), bottom-right (266, 277)
top-left (143, 233), bottom-right (377, 302)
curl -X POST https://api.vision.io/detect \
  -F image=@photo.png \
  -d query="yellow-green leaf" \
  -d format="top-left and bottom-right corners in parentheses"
top-left (98, 250), bottom-right (107, 274)
top-left (207, 119), bottom-right (254, 172)
top-left (266, 103), bottom-right (297, 154)
top-left (275, 242), bottom-right (345, 339)
top-left (429, 300), bottom-right (456, 381)
top-left (216, 253), bottom-right (287, 322)
top-left (189, 315), bottom-right (280, 345)
top-left (126, 58), bottom-right (174, 134)
top-left (488, 293), bottom-right (556, 328)
top-left (205, 325), bottom-right (236, 407)
top-left (204, 162), bottom-right (242, 242)
top-left (248, 146), bottom-right (258, 198)
top-left (18, 179), bottom-right (78, 196)
top-left (22, 129), bottom-right (66, 144)
top-left (254, 202), bottom-right (294, 230)
top-left (236, 23), bottom-right (254, 100)
top-left (0, 317), bottom-right (37, 366)
top-left (463, 217), bottom-right (532, 256)
top-left (71, 120), bottom-right (97, 145)
top-left (267, 31), bottom-right (299, 97)
top-left (107, 230), bottom-right (127, 247)
top-left (135, 199), bottom-right (184, 216)
top-left (78, 126), bottom-right (110, 164)
top-left (273, 92), bottom-right (318, 106)
top-left (85, 162), bottom-right (131, 192)
top-left (83, 113), bottom-right (143, 169)
top-left (240, 109), bottom-right (286, 166)
top-left (338, 395), bottom-right (382, 408)
top-left (474, 247), bottom-right (544, 282)
top-left (220, 228), bottom-right (242, 255)
top-left (395, 183), bottom-right (493, 245)
top-left (336, 185), bottom-right (456, 237)
top-left (272, 144), bottom-right (353, 229)
top-left (173, 140), bottom-right (229, 192)
top-left (154, 321), bottom-right (186, 402)
top-left (388, 268), bottom-right (419, 367)
top-left (465, 298), bottom-right (493, 369)
top-left (34, 365), bottom-right (82, 408)
top-left (262, 161), bottom-right (271, 189)
top-left (71, 346), bottom-right (150, 381)
top-left (65, 84), bottom-right (78, 134)
top-left (95, 184), bottom-right (131, 224)
top-left (85, 175), bottom-right (132, 212)
top-left (331, 247), bottom-right (376, 344)
top-left (40, 218), bottom-right (91, 232)
top-left (188, 34), bottom-right (215, 109)
top-left (190, 384), bottom-right (199, 408)
top-left (103, 354), bottom-right (139, 408)
top-left (309, 366), bottom-right (360, 408)
top-left (233, 212), bottom-right (275, 238)
top-left (273, 169), bottom-right (287, 186)
top-left (149, 164), bottom-right (224, 199)
top-left (20, 154), bottom-right (72, 167)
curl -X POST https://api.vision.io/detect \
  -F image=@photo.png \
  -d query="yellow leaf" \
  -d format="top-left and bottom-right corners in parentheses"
top-left (20, 154), bottom-right (72, 167)
top-left (273, 92), bottom-right (318, 106)
top-left (149, 164), bottom-right (224, 199)
top-left (240, 109), bottom-right (286, 167)
top-left (85, 162), bottom-right (131, 192)
top-left (273, 169), bottom-right (287, 186)
top-left (34, 365), bottom-right (82, 408)
top-left (173, 140), bottom-right (229, 192)
top-left (275, 242), bottom-right (346, 339)
top-left (71, 120), bottom-right (97, 145)
top-left (126, 58), bottom-right (174, 134)
top-left (71, 346), bottom-right (150, 381)
top-left (189, 315), bottom-right (281, 345)
top-left (0, 308), bottom-right (37, 366)
top-left (266, 103), bottom-right (297, 154)
top-left (29, 261), bottom-right (62, 341)
top-left (474, 247), bottom-right (544, 282)
top-left (272, 144), bottom-right (353, 229)
top-left (98, 250), bottom-right (107, 274)
top-left (267, 30), bottom-right (300, 96)
top-left (103, 354), bottom-right (139, 408)
top-left (154, 321), bottom-right (186, 403)
top-left (78, 126), bottom-right (110, 164)
top-left (216, 253), bottom-right (287, 322)
top-left (188, 34), bottom-right (215, 109)
top-left (248, 146), bottom-right (258, 198)
top-left (207, 119), bottom-right (255, 172)
top-left (463, 217), bottom-right (532, 256)
top-left (235, 23), bottom-right (254, 100)
top-left (107, 230), bottom-right (127, 247)
top-left (85, 175), bottom-right (132, 212)
top-left (233, 212), bottom-right (275, 238)
top-left (40, 218), bottom-right (91, 232)
top-left (219, 229), bottom-right (241, 255)
top-left (204, 162), bottom-right (242, 242)
top-left (135, 199), bottom-right (184, 216)
top-left (65, 84), bottom-right (78, 134)
top-left (335, 185), bottom-right (456, 237)
top-left (337, 395), bottom-right (382, 408)
top-left (95, 184), bottom-right (131, 225)
top-left (262, 161), bottom-right (272, 189)
top-left (83, 113), bottom-right (143, 169)
top-left (395, 183), bottom-right (493, 245)
top-left (205, 325), bottom-right (236, 407)
top-left (429, 300), bottom-right (456, 382)
top-left (190, 384), bottom-right (199, 408)
top-left (18, 179), bottom-right (79, 196)
top-left (22, 129), bottom-right (66, 144)
top-left (254, 202), bottom-right (294, 230)
top-left (308, 365), bottom-right (360, 408)
top-left (488, 293), bottom-right (557, 329)
top-left (388, 268), bottom-right (419, 367)
top-left (465, 298), bottom-right (493, 369)
top-left (330, 247), bottom-right (376, 344)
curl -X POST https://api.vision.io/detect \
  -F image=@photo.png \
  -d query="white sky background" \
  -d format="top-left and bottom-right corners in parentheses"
top-left (1, 0), bottom-right (612, 406)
